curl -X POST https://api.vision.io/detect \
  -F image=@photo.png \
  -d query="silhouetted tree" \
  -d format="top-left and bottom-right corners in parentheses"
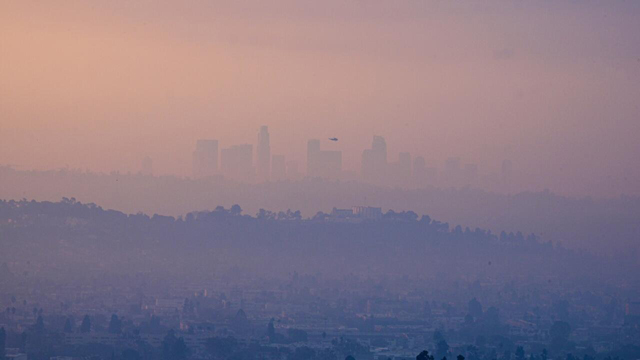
top-left (468, 298), bottom-right (483, 319)
top-left (0, 327), bottom-right (6, 360)
top-left (287, 328), bottom-right (308, 343)
top-left (483, 306), bottom-right (502, 334)
top-left (504, 351), bottom-right (512, 360)
top-left (205, 336), bottom-right (237, 359)
top-left (417, 350), bottom-right (435, 360)
top-left (63, 317), bottom-right (74, 333)
top-left (549, 321), bottom-right (571, 350)
top-left (80, 315), bottom-right (91, 333)
top-left (173, 338), bottom-right (188, 360)
top-left (231, 309), bottom-right (249, 334)
top-left (267, 319), bottom-right (276, 341)
top-left (162, 329), bottom-right (188, 360)
top-left (312, 211), bottom-right (328, 221)
top-left (108, 314), bottom-right (122, 334)
top-left (433, 330), bottom-right (445, 343)
top-left (121, 349), bottom-right (142, 360)
top-left (34, 315), bottom-right (45, 333)
top-left (436, 340), bottom-right (450, 360)
top-left (18, 332), bottom-right (26, 352)
top-left (229, 204), bottom-right (242, 216)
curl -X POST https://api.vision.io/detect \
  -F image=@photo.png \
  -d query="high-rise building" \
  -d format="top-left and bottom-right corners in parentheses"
top-left (192, 139), bottom-right (219, 178)
top-left (221, 144), bottom-right (254, 183)
top-left (307, 139), bottom-right (342, 179)
top-left (425, 166), bottom-right (437, 184)
top-left (256, 126), bottom-right (270, 182)
top-left (371, 136), bottom-right (387, 163)
top-left (307, 139), bottom-right (321, 176)
top-left (398, 152), bottom-right (412, 181)
top-left (413, 156), bottom-right (426, 186)
top-left (271, 154), bottom-right (286, 181)
top-left (286, 160), bottom-right (301, 180)
top-left (413, 156), bottom-right (437, 186)
top-left (362, 136), bottom-right (388, 181)
top-left (463, 163), bottom-right (478, 186)
top-left (444, 157), bottom-right (461, 186)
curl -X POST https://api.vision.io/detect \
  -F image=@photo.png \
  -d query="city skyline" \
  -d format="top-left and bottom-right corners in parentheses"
top-left (166, 125), bottom-right (509, 192)
top-left (2, 1), bottom-right (640, 198)
top-left (1, 2), bottom-right (640, 360)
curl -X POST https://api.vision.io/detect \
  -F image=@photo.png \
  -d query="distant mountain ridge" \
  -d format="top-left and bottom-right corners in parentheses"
top-left (0, 198), bottom-right (636, 284)
top-left (1, 166), bottom-right (639, 257)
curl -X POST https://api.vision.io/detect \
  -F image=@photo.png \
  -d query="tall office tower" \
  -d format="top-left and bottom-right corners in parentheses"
top-left (140, 156), bottom-right (153, 176)
top-left (463, 163), bottom-right (478, 186)
top-left (371, 136), bottom-right (388, 167)
top-left (425, 166), bottom-right (437, 184)
top-left (192, 139), bottom-right (219, 178)
top-left (307, 139), bottom-right (342, 179)
top-left (307, 139), bottom-right (321, 177)
top-left (256, 126), bottom-right (271, 182)
top-left (413, 156), bottom-right (426, 187)
top-left (271, 154), bottom-right (286, 181)
top-left (221, 144), bottom-right (254, 183)
top-left (444, 157), bottom-right (461, 187)
top-left (362, 136), bottom-right (388, 181)
top-left (397, 152), bottom-right (412, 183)
top-left (286, 160), bottom-right (301, 180)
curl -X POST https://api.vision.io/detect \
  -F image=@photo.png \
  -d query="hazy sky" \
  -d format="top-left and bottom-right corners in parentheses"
top-left (1, 1), bottom-right (639, 197)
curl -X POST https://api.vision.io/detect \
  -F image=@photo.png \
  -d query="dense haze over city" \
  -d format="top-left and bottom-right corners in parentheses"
top-left (1, 1), bottom-right (640, 360)
top-left (2, 1), bottom-right (640, 197)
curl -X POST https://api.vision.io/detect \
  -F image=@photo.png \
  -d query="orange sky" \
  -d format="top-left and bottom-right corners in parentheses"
top-left (1, 1), bottom-right (639, 197)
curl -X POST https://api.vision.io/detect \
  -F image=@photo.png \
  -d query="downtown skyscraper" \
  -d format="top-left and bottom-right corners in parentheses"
top-left (256, 126), bottom-right (270, 182)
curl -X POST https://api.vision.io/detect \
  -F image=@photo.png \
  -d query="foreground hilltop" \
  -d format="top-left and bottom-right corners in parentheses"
top-left (0, 198), bottom-right (635, 284)
top-left (1, 167), bottom-right (639, 258)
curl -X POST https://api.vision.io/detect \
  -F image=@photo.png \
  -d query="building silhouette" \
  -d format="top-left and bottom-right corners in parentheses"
top-left (192, 139), bottom-right (219, 178)
top-left (413, 156), bottom-right (426, 187)
top-left (329, 206), bottom-right (383, 222)
top-left (221, 144), bottom-right (254, 183)
top-left (187, 131), bottom-right (489, 189)
top-left (286, 160), bottom-right (301, 180)
top-left (256, 126), bottom-right (270, 182)
top-left (307, 139), bottom-right (342, 179)
top-left (397, 152), bottom-right (412, 186)
top-left (307, 139), bottom-right (321, 176)
top-left (444, 157), bottom-right (461, 187)
top-left (271, 154), bottom-right (286, 181)
top-left (463, 163), bottom-right (478, 187)
top-left (352, 206), bottom-right (383, 220)
top-left (362, 136), bottom-right (388, 182)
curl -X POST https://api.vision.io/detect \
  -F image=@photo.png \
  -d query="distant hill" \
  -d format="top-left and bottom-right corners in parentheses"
top-left (1, 166), bottom-right (639, 257)
top-left (0, 198), bottom-right (637, 284)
